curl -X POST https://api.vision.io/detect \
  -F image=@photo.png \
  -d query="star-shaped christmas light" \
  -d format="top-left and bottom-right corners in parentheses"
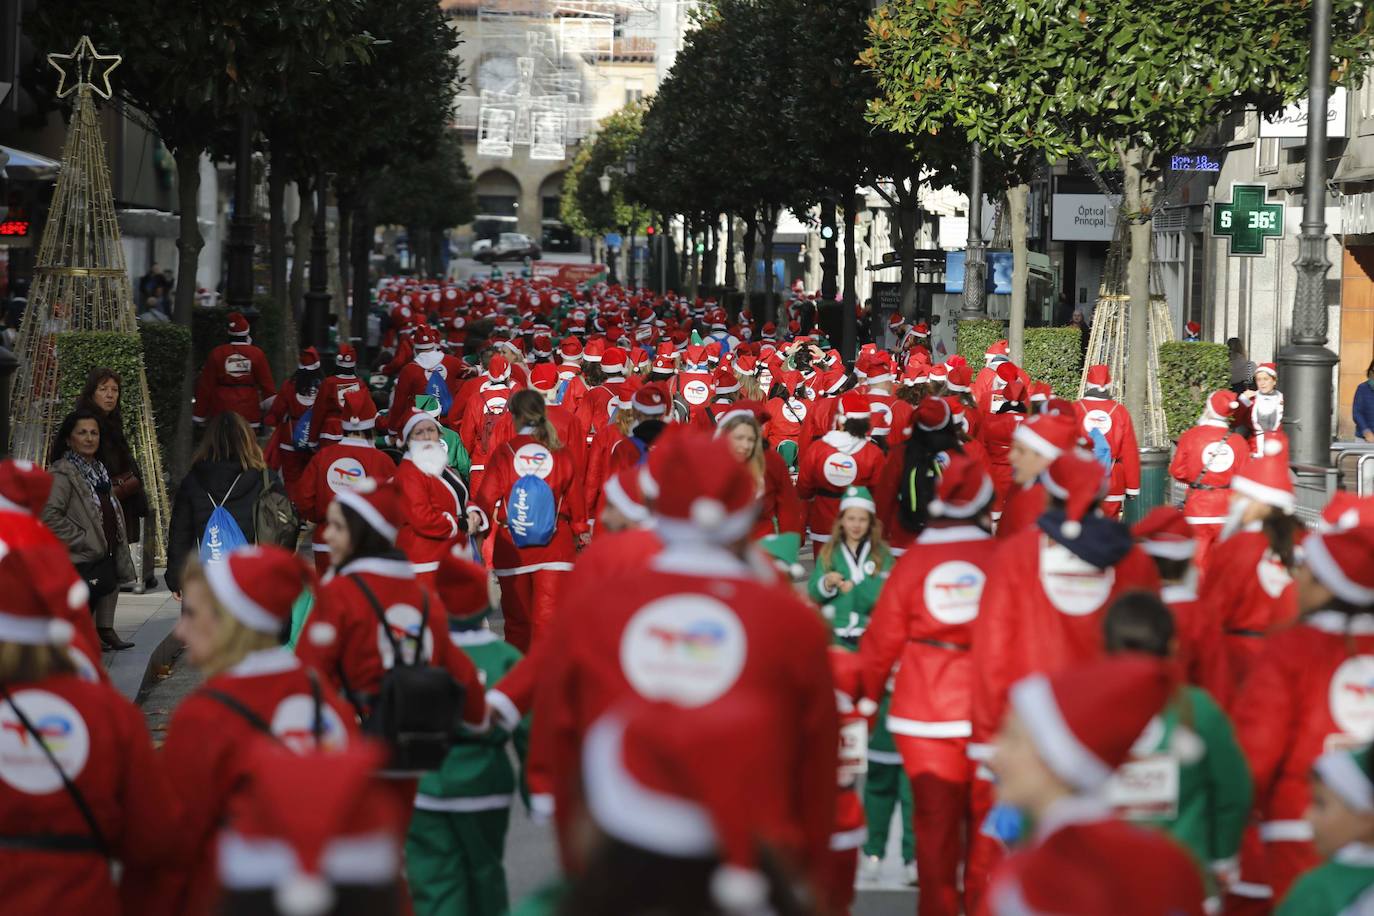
top-left (47, 35), bottom-right (121, 100)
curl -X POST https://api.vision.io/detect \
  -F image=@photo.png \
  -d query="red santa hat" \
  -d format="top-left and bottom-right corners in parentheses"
top-left (203, 545), bottom-right (314, 635)
top-left (398, 408), bottom-right (439, 443)
top-left (733, 354), bottom-right (758, 377)
top-left (946, 365), bottom-right (973, 393)
top-left (581, 697), bottom-right (789, 912)
top-left (1009, 655), bottom-right (1178, 792)
top-left (1001, 379), bottom-right (1027, 405)
top-left (1254, 362), bottom-right (1278, 379)
top-left (929, 451), bottom-right (994, 519)
top-left (0, 459), bottom-right (53, 515)
top-left (340, 388), bottom-right (377, 432)
top-left (0, 537), bottom-right (80, 646)
top-left (297, 347), bottom-right (321, 371)
top-left (946, 397), bottom-right (970, 432)
top-left (1039, 450), bottom-right (1107, 539)
top-left (836, 391), bottom-right (872, 422)
top-left (1013, 412), bottom-right (1078, 461)
top-left (529, 362), bottom-right (559, 392)
top-left (631, 383), bottom-right (671, 417)
top-left (914, 396), bottom-right (952, 432)
top-left (1028, 380), bottom-right (1052, 403)
top-left (559, 337), bottom-right (584, 363)
top-left (994, 361), bottom-right (1019, 388)
top-left (1302, 523), bottom-right (1374, 607)
top-left (984, 339), bottom-right (1010, 364)
top-left (335, 344), bottom-right (358, 370)
top-left (602, 347), bottom-right (629, 376)
top-left (1185, 320), bottom-right (1201, 336)
top-left (413, 326), bottom-right (440, 352)
top-left (1231, 453), bottom-right (1295, 514)
top-left (334, 478), bottom-right (402, 545)
top-left (531, 334), bottom-right (553, 359)
top-left (713, 367), bottom-right (740, 396)
top-left (864, 352), bottom-right (896, 386)
top-left (640, 433), bottom-right (758, 544)
top-left (1202, 389), bottom-right (1240, 423)
top-left (928, 363), bottom-right (949, 383)
top-left (1085, 364), bottom-right (1111, 390)
top-left (216, 742), bottom-right (406, 916)
top-left (1318, 492), bottom-right (1374, 533)
top-left (911, 322), bottom-right (930, 339)
top-left (603, 464), bottom-right (652, 527)
top-left (1131, 506), bottom-right (1196, 560)
top-left (487, 354), bottom-right (512, 384)
top-left (319, 417), bottom-right (344, 442)
top-left (761, 322), bottom-right (777, 339)
top-left (227, 311), bottom-right (251, 337)
top-left (582, 338), bottom-right (606, 364)
top-left (435, 548), bottom-right (491, 620)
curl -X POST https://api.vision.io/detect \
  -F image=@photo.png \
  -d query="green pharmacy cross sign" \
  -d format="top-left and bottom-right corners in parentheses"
top-left (1212, 183), bottom-right (1285, 257)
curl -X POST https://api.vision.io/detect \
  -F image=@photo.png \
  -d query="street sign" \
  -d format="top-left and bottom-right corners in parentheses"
top-left (1169, 153), bottom-right (1220, 172)
top-left (603, 232), bottom-right (622, 249)
top-left (1212, 183), bottom-right (1284, 257)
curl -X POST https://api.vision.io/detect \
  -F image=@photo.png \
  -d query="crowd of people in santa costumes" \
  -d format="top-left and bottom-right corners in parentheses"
top-left (8, 267), bottom-right (1358, 915)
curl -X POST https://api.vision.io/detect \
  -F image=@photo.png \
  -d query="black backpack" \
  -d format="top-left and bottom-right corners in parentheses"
top-left (340, 574), bottom-right (466, 772)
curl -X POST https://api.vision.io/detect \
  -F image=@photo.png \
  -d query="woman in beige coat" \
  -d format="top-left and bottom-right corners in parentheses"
top-left (42, 407), bottom-right (136, 650)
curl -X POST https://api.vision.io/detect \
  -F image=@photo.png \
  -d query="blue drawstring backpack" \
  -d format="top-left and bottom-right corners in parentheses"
top-left (200, 474), bottom-right (249, 564)
top-left (425, 367), bottom-right (453, 415)
top-left (1088, 427), bottom-right (1114, 473)
top-left (507, 473), bottom-right (557, 548)
top-left (291, 407), bottom-right (314, 450)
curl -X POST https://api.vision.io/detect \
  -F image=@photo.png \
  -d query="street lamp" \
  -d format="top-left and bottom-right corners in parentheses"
top-left (961, 142), bottom-right (988, 319)
top-left (599, 152), bottom-right (639, 287)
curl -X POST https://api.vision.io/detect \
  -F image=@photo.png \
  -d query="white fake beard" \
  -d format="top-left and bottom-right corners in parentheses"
top-left (408, 440), bottom-right (449, 477)
top-left (1219, 495), bottom-right (1252, 542)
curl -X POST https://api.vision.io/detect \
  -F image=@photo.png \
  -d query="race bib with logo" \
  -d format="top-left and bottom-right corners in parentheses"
top-left (1329, 655), bottom-right (1374, 741)
top-left (0, 690), bottom-right (90, 794)
top-left (1108, 755), bottom-right (1180, 820)
top-left (376, 604), bottom-right (434, 669)
top-left (483, 396), bottom-right (508, 415)
top-left (225, 353), bottom-right (252, 379)
top-left (923, 560), bottom-right (986, 625)
top-left (269, 695), bottom-right (350, 754)
top-left (838, 719), bottom-right (869, 783)
top-left (620, 595), bottom-right (747, 707)
top-left (782, 399), bottom-right (808, 423)
top-left (870, 401), bottom-right (894, 432)
top-left (1039, 541), bottom-right (1115, 615)
top-left (334, 381), bottom-right (362, 407)
top-left (822, 453), bottom-right (859, 488)
top-left (1200, 440), bottom-right (1236, 473)
top-left (682, 379), bottom-right (711, 405)
top-left (1256, 552), bottom-right (1293, 599)
top-left (1083, 408), bottom-right (1114, 435)
top-left (325, 457), bottom-right (367, 495)
top-left (514, 442), bottom-right (555, 479)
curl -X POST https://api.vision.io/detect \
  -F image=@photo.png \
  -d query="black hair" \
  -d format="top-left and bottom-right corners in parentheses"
top-left (293, 366), bottom-right (323, 396)
top-left (583, 363), bottom-right (608, 387)
top-left (1152, 555), bottom-right (1192, 583)
top-left (338, 502), bottom-right (406, 566)
top-left (842, 417), bottom-right (870, 439)
top-left (1264, 514), bottom-right (1301, 569)
top-left (47, 407), bottom-right (104, 465)
top-left (896, 423), bottom-right (962, 534)
top-left (1103, 591), bottom-right (1175, 658)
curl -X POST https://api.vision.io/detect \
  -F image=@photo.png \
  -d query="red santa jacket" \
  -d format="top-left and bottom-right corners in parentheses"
top-left (969, 527), bottom-right (1160, 762)
top-left (1169, 421), bottom-right (1250, 526)
top-left (553, 366), bottom-right (588, 413)
top-left (298, 438), bottom-right (397, 567)
top-left (866, 389), bottom-right (913, 446)
top-left (307, 372), bottom-right (365, 446)
top-left (394, 457), bottom-right (471, 576)
top-left (457, 381), bottom-right (518, 476)
top-left (488, 404), bottom-right (589, 484)
top-left (978, 411), bottom-right (1025, 512)
top-left (1232, 611), bottom-right (1374, 849)
top-left (388, 353), bottom-right (470, 436)
top-left (296, 556), bottom-right (486, 728)
top-left (193, 341), bottom-right (276, 426)
top-left (263, 384), bottom-right (316, 460)
top-left (1197, 525), bottom-right (1297, 696)
top-left (675, 370), bottom-right (715, 421)
top-left (798, 395), bottom-right (840, 458)
top-left (531, 543), bottom-right (838, 886)
top-left (764, 394), bottom-right (810, 445)
top-left (1073, 397), bottom-right (1141, 504)
top-left (576, 381), bottom-right (624, 434)
top-left (1161, 581), bottom-right (1231, 708)
top-left (126, 649), bottom-right (358, 916)
top-left (584, 423), bottom-right (627, 522)
top-left (997, 480), bottom-right (1047, 541)
top-left (753, 448), bottom-right (805, 541)
top-left (859, 523), bottom-right (995, 764)
top-left (472, 433), bottom-right (589, 575)
top-left (2, 676), bottom-right (177, 916)
top-left (796, 430), bottom-right (886, 541)
top-left (981, 799), bottom-right (1206, 916)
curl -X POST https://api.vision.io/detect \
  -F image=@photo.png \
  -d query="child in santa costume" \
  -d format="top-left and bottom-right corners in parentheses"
top-left (763, 369), bottom-right (810, 470)
top-left (530, 433), bottom-right (838, 894)
top-left (808, 486), bottom-right (893, 647)
top-left (1277, 745), bottom-right (1374, 915)
top-left (1073, 364), bottom-right (1141, 519)
top-left (1169, 389), bottom-right (1250, 572)
top-left (193, 311), bottom-right (276, 429)
top-left (0, 534), bottom-right (177, 915)
top-left (394, 408), bottom-right (477, 585)
top-left (472, 390), bottom-right (589, 653)
top-left (1131, 506), bottom-right (1231, 703)
top-left (860, 451), bottom-right (997, 914)
top-left (1240, 363), bottom-right (1287, 460)
top-left (981, 656), bottom-right (1207, 915)
top-left (967, 448), bottom-right (1159, 907)
top-left (307, 344), bottom-right (364, 446)
top-left (797, 391), bottom-right (886, 553)
top-left (997, 409), bottom-right (1079, 541)
top-left (1101, 592), bottom-right (1253, 906)
top-left (407, 552), bottom-right (528, 916)
top-left (214, 742), bottom-right (408, 916)
top-left (1229, 518), bottom-right (1374, 909)
top-left (262, 347), bottom-right (323, 504)
top-left (1196, 450), bottom-right (1300, 696)
top-left (125, 546), bottom-right (359, 916)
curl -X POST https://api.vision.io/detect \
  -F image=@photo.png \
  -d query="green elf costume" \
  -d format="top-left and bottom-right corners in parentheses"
top-left (1278, 746), bottom-right (1374, 915)
top-left (415, 393), bottom-right (472, 482)
top-left (807, 487), bottom-right (912, 875)
top-left (1105, 684), bottom-right (1252, 899)
top-left (406, 579), bottom-right (528, 916)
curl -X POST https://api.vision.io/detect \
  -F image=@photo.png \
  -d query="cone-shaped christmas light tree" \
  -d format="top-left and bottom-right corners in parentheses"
top-left (8, 36), bottom-right (170, 562)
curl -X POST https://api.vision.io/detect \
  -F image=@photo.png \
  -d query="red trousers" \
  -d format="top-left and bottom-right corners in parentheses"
top-left (1100, 498), bottom-right (1124, 520)
top-left (895, 735), bottom-right (975, 916)
top-left (965, 773), bottom-right (1003, 914)
top-left (823, 848), bottom-right (857, 916)
top-left (496, 567), bottom-right (567, 653)
top-left (1191, 522), bottom-right (1222, 575)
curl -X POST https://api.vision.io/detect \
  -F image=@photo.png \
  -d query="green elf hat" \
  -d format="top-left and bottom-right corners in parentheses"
top-left (1314, 745), bottom-right (1374, 813)
top-left (759, 531), bottom-right (805, 581)
top-left (690, 328), bottom-right (704, 347)
top-left (839, 486), bottom-right (876, 515)
top-left (415, 394), bottom-right (442, 419)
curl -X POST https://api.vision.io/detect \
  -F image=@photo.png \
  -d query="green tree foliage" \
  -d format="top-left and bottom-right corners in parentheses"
top-left (562, 102), bottom-right (651, 238)
top-left (370, 130), bottom-right (476, 274)
top-left (136, 322), bottom-right (192, 457)
top-left (1159, 341), bottom-right (1231, 440)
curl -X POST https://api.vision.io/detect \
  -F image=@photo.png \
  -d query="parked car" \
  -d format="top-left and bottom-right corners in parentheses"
top-left (474, 232), bottom-right (542, 263)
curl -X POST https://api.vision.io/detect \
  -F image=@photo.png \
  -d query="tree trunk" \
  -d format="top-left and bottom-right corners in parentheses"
top-left (703, 216), bottom-right (718, 292)
top-left (349, 199), bottom-right (371, 372)
top-left (688, 219), bottom-right (700, 298)
top-left (170, 143), bottom-right (205, 482)
top-left (724, 212), bottom-right (737, 289)
top-left (336, 194), bottom-right (353, 315)
top-left (894, 185), bottom-right (918, 318)
top-left (1122, 145), bottom-right (1153, 431)
top-left (742, 213), bottom-right (757, 300)
top-left (761, 205), bottom-right (778, 325)
top-left (289, 174), bottom-right (314, 329)
top-left (267, 162), bottom-right (295, 368)
top-left (1008, 183), bottom-right (1030, 365)
top-left (841, 189), bottom-right (859, 361)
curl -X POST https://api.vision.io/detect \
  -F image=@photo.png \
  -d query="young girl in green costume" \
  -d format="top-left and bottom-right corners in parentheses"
top-left (1279, 745), bottom-right (1374, 914)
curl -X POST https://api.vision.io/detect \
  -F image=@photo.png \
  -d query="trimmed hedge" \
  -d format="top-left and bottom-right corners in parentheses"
top-left (192, 294), bottom-right (285, 381)
top-left (54, 332), bottom-right (151, 458)
top-left (137, 322), bottom-right (192, 458)
top-left (1023, 327), bottom-right (1086, 397)
top-left (1159, 341), bottom-right (1230, 440)
top-left (957, 319), bottom-right (1004, 365)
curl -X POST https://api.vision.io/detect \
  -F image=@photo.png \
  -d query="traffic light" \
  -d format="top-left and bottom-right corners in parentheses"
top-left (695, 240), bottom-right (705, 254)
top-left (645, 225), bottom-right (656, 236)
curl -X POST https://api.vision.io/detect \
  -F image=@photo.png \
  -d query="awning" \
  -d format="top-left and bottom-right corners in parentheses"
top-left (0, 144), bottom-right (60, 181)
